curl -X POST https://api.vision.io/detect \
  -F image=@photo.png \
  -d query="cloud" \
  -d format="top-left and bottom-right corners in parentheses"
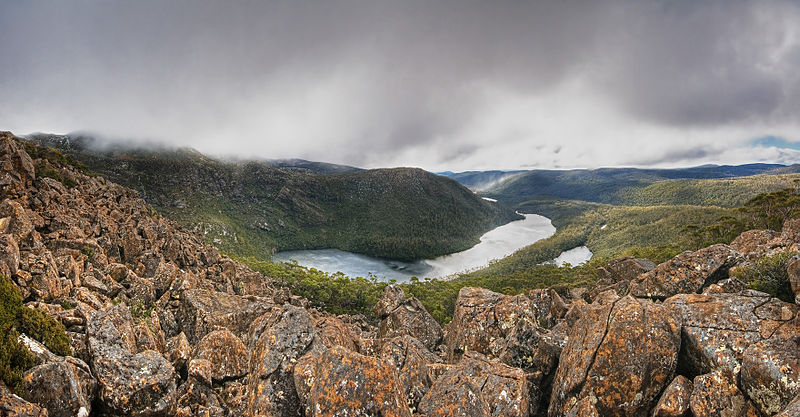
top-left (1, 0), bottom-right (799, 170)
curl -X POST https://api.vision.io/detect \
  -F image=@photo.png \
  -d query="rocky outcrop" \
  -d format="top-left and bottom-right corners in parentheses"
top-left (294, 346), bottom-right (410, 417)
top-left (689, 370), bottom-right (760, 417)
top-left (629, 244), bottom-right (744, 299)
top-left (87, 305), bottom-right (177, 416)
top-left (549, 295), bottom-right (681, 417)
top-left (443, 286), bottom-right (538, 362)
top-left (374, 285), bottom-right (442, 350)
top-left (420, 352), bottom-right (534, 417)
top-left (22, 358), bottom-right (96, 417)
top-left (665, 291), bottom-right (797, 378)
top-left (0, 382), bottom-right (47, 417)
top-left (5, 131), bottom-right (800, 416)
top-left (651, 375), bottom-right (692, 417)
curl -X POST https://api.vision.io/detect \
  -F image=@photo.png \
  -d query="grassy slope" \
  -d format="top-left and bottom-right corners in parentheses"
top-left (26, 136), bottom-right (521, 261)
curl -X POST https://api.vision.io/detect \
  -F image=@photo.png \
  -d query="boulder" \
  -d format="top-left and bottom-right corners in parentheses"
top-left (374, 285), bottom-right (442, 350)
top-left (175, 288), bottom-right (273, 342)
top-left (192, 329), bottom-right (249, 382)
top-left (246, 305), bottom-right (318, 417)
top-left (595, 256), bottom-right (655, 284)
top-left (565, 397), bottom-right (600, 417)
top-left (380, 335), bottom-right (441, 411)
top-left (740, 322), bottom-right (800, 416)
top-left (689, 370), bottom-right (760, 417)
top-left (311, 313), bottom-right (358, 351)
top-left (87, 305), bottom-right (176, 416)
top-left (776, 394), bottom-right (800, 417)
top-left (443, 287), bottom-right (538, 362)
top-left (175, 377), bottom-right (225, 417)
top-left (294, 345), bottom-right (410, 417)
top-left (0, 233), bottom-right (19, 278)
top-left (651, 375), bottom-right (693, 417)
top-left (420, 352), bottom-right (534, 417)
top-left (417, 372), bottom-right (489, 417)
top-left (528, 288), bottom-right (568, 328)
top-left (731, 229), bottom-right (781, 259)
top-left (629, 244), bottom-right (743, 299)
top-left (22, 358), bottom-right (97, 417)
top-left (0, 382), bottom-right (47, 417)
top-left (549, 296), bottom-right (680, 417)
top-left (188, 358), bottom-right (214, 386)
top-left (665, 292), bottom-right (798, 378)
top-left (492, 318), bottom-right (562, 387)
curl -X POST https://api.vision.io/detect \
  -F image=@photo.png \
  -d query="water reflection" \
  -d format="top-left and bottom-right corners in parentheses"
top-left (273, 214), bottom-right (557, 281)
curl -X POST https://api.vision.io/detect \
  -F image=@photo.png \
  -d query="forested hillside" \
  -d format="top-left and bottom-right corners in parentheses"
top-left (25, 134), bottom-right (521, 261)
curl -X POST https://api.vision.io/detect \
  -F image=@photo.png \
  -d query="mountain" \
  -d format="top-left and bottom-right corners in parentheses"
top-left (443, 164), bottom-right (800, 206)
top-left (2, 130), bottom-right (799, 416)
top-left (262, 158), bottom-right (362, 174)
top-left (437, 170), bottom-right (525, 192)
top-left (24, 133), bottom-right (521, 261)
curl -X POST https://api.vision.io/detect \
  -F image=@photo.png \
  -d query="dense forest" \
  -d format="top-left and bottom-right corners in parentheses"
top-left (25, 134), bottom-right (520, 261)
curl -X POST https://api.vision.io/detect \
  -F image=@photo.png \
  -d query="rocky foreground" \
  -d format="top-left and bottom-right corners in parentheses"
top-left (0, 130), bottom-right (799, 416)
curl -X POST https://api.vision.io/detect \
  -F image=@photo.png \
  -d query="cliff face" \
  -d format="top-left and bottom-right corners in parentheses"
top-left (1, 130), bottom-right (800, 416)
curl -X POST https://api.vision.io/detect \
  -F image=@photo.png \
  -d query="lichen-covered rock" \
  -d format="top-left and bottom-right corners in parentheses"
top-left (22, 358), bottom-right (96, 417)
top-left (776, 394), bottom-right (800, 417)
top-left (740, 321), bottom-right (800, 416)
top-left (311, 313), bottom-right (358, 351)
top-left (564, 397), bottom-right (600, 417)
top-left (175, 288), bottom-right (273, 342)
top-left (375, 285), bottom-right (442, 350)
top-left (294, 345), bottom-right (410, 417)
top-left (175, 377), bottom-right (225, 417)
top-left (731, 229), bottom-right (781, 259)
top-left (527, 288), bottom-right (568, 328)
top-left (665, 292), bottom-right (798, 378)
top-left (188, 358), bottom-right (214, 386)
top-left (492, 317), bottom-right (562, 387)
top-left (595, 256), bottom-right (655, 284)
top-left (417, 372), bottom-right (489, 417)
top-left (87, 305), bottom-right (176, 416)
top-left (549, 296), bottom-right (680, 417)
top-left (380, 335), bottom-right (441, 411)
top-left (420, 352), bottom-right (534, 417)
top-left (443, 286), bottom-right (538, 362)
top-left (246, 305), bottom-right (317, 417)
top-left (191, 329), bottom-right (248, 382)
top-left (689, 370), bottom-right (760, 417)
top-left (0, 381), bottom-right (47, 417)
top-left (629, 244), bottom-right (743, 299)
top-left (651, 375), bottom-right (693, 417)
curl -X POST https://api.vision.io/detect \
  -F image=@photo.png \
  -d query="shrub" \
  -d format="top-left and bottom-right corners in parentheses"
top-left (0, 274), bottom-right (72, 393)
top-left (731, 252), bottom-right (796, 302)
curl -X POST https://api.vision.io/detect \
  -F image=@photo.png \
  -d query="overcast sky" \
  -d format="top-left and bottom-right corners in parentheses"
top-left (2, 0), bottom-right (800, 171)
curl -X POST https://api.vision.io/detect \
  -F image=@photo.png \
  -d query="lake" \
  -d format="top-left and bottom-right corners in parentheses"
top-left (273, 213), bottom-right (593, 281)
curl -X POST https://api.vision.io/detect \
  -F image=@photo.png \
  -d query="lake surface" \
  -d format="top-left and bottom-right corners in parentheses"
top-left (552, 246), bottom-right (593, 267)
top-left (273, 213), bottom-right (558, 281)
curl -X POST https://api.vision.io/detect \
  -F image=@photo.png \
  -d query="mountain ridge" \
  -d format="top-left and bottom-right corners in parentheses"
top-left (23, 133), bottom-right (521, 261)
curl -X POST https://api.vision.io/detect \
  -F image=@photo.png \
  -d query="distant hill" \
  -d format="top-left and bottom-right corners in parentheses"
top-left (25, 133), bottom-right (521, 261)
top-left (438, 170), bottom-right (525, 192)
top-left (443, 164), bottom-right (800, 206)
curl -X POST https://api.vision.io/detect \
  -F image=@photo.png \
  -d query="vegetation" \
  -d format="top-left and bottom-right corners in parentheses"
top-left (26, 134), bottom-right (521, 261)
top-left (479, 165), bottom-right (800, 206)
top-left (731, 252), bottom-right (796, 302)
top-left (240, 254), bottom-right (599, 325)
top-left (1, 275), bottom-right (71, 394)
top-left (688, 186), bottom-right (800, 247)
